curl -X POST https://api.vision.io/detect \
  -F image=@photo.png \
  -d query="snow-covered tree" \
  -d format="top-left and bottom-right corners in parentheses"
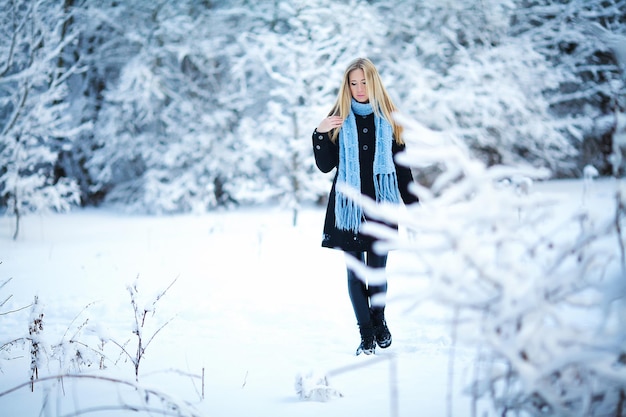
top-left (0, 0), bottom-right (85, 238)
top-left (366, 113), bottom-right (626, 416)
top-left (87, 1), bottom-right (247, 213)
top-left (510, 0), bottom-right (626, 176)
top-left (380, 0), bottom-right (625, 181)
top-left (54, 0), bottom-right (131, 206)
top-left (1, 0), bottom-right (625, 217)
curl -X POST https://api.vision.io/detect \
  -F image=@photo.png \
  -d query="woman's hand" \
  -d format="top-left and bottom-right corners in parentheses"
top-left (317, 116), bottom-right (343, 133)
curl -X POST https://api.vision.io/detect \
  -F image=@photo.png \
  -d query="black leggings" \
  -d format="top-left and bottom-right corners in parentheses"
top-left (345, 250), bottom-right (388, 328)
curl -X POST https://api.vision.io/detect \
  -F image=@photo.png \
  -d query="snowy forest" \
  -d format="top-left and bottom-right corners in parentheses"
top-left (1, 0), bottom-right (625, 228)
top-left (2, 1), bottom-right (626, 416)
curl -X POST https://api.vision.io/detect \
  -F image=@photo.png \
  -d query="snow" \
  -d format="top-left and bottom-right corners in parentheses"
top-left (0, 177), bottom-right (618, 416)
top-left (0, 207), bottom-right (474, 415)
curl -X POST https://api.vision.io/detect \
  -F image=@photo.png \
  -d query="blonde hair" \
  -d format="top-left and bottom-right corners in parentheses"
top-left (328, 58), bottom-right (403, 145)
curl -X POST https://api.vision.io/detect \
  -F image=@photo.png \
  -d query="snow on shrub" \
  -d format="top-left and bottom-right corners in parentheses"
top-left (295, 371), bottom-right (343, 402)
top-left (361, 113), bottom-right (626, 416)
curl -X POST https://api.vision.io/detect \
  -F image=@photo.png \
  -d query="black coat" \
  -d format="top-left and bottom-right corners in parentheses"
top-left (312, 112), bottom-right (418, 252)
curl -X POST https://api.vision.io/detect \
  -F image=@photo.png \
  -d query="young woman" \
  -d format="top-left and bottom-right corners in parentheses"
top-left (312, 58), bottom-right (418, 355)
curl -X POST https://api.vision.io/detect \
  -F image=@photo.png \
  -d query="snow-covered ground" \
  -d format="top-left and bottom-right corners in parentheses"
top-left (0, 178), bottom-right (617, 416)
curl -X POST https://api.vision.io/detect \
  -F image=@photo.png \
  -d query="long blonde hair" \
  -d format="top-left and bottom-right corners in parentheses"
top-left (328, 58), bottom-right (403, 145)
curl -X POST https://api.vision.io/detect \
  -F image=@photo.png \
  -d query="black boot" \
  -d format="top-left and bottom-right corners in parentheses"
top-left (356, 324), bottom-right (375, 356)
top-left (372, 310), bottom-right (392, 349)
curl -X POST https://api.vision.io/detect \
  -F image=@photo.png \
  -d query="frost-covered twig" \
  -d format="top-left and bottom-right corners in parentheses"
top-left (120, 275), bottom-right (178, 382)
top-left (49, 301), bottom-right (112, 373)
top-left (0, 276), bottom-right (11, 308)
top-left (28, 296), bottom-right (44, 392)
top-left (0, 277), bottom-right (33, 315)
top-left (362, 115), bottom-right (626, 416)
top-left (0, 373), bottom-right (203, 417)
top-left (446, 307), bottom-right (460, 417)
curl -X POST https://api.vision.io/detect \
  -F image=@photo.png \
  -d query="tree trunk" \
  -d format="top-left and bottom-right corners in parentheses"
top-left (12, 199), bottom-right (20, 241)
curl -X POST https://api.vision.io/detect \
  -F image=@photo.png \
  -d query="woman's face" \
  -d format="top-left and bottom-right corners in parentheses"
top-left (349, 68), bottom-right (369, 103)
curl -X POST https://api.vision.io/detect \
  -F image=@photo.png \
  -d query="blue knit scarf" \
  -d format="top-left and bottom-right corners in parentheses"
top-left (335, 99), bottom-right (400, 233)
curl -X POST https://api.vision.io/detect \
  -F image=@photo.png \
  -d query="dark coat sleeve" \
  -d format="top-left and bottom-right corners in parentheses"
top-left (393, 141), bottom-right (419, 205)
top-left (312, 129), bottom-right (338, 173)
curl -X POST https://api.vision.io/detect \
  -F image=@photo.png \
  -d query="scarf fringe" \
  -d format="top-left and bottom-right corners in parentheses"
top-left (335, 99), bottom-right (400, 234)
top-left (375, 173), bottom-right (401, 204)
top-left (335, 191), bottom-right (362, 234)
